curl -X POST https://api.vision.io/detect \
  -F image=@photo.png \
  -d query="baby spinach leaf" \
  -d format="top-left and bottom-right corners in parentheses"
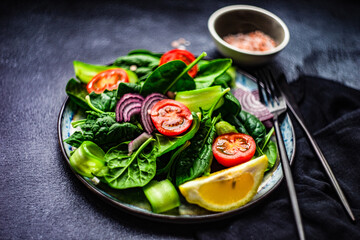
top-left (66, 78), bottom-right (118, 112)
top-left (116, 82), bottom-right (142, 99)
top-left (174, 115), bottom-right (220, 186)
top-left (215, 91), bottom-right (241, 117)
top-left (65, 78), bottom-right (89, 110)
top-left (64, 112), bottom-right (142, 151)
top-left (212, 66), bottom-right (236, 88)
top-left (63, 131), bottom-right (86, 148)
top-left (102, 138), bottom-right (157, 189)
top-left (261, 127), bottom-right (274, 151)
top-left (113, 54), bottom-right (160, 79)
top-left (212, 72), bottom-right (231, 88)
top-left (263, 140), bottom-right (277, 171)
top-left (194, 59), bottom-right (232, 89)
top-left (113, 54), bottom-right (160, 68)
top-left (127, 49), bottom-right (163, 58)
top-left (222, 113), bottom-right (249, 134)
top-left (89, 90), bottom-right (117, 112)
top-left (140, 60), bottom-right (195, 95)
top-left (155, 113), bottom-right (200, 156)
top-left (223, 110), bottom-right (266, 145)
top-left (140, 53), bottom-right (206, 95)
top-left (238, 111), bottom-right (266, 145)
top-left (156, 141), bottom-right (191, 177)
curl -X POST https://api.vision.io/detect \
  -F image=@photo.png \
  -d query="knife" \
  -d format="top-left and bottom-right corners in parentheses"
top-left (277, 75), bottom-right (356, 222)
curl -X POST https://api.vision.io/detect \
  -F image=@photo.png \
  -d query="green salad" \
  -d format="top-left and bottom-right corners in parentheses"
top-left (64, 49), bottom-right (277, 214)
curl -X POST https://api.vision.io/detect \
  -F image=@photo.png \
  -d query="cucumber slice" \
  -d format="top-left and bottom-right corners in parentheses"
top-left (69, 141), bottom-right (105, 178)
top-left (143, 179), bottom-right (180, 213)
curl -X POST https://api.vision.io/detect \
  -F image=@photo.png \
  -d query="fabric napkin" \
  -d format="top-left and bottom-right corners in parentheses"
top-left (195, 76), bottom-right (360, 240)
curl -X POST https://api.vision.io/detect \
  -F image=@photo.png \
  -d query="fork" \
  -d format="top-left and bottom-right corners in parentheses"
top-left (256, 69), bottom-right (306, 240)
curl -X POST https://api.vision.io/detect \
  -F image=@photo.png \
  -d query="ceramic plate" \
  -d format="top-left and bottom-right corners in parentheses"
top-left (58, 69), bottom-right (296, 223)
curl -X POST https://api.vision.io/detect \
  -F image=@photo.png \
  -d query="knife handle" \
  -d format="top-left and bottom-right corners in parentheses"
top-left (286, 99), bottom-right (356, 221)
top-left (274, 115), bottom-right (306, 240)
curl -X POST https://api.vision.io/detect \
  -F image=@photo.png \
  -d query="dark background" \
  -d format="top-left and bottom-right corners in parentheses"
top-left (1, 0), bottom-right (359, 239)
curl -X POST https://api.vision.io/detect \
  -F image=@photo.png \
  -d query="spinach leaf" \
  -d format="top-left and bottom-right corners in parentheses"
top-left (66, 78), bottom-right (118, 112)
top-left (238, 111), bottom-right (266, 145)
top-left (194, 59), bottom-right (232, 89)
top-left (64, 112), bottom-right (142, 151)
top-left (127, 49), bottom-right (163, 58)
top-left (102, 138), bottom-right (157, 189)
top-left (140, 53), bottom-right (206, 95)
top-left (113, 54), bottom-right (159, 68)
top-left (116, 82), bottom-right (142, 99)
top-left (174, 114), bottom-right (220, 186)
top-left (63, 131), bottom-right (85, 148)
top-left (113, 54), bottom-right (159, 79)
top-left (65, 78), bottom-right (89, 110)
top-left (156, 141), bottom-right (191, 177)
top-left (261, 127), bottom-right (274, 151)
top-left (140, 60), bottom-right (195, 95)
top-left (155, 113), bottom-right (200, 156)
top-left (212, 72), bottom-right (231, 88)
top-left (215, 91), bottom-right (241, 117)
top-left (212, 66), bottom-right (236, 88)
top-left (223, 113), bottom-right (249, 134)
top-left (89, 90), bottom-right (117, 112)
top-left (263, 140), bottom-right (277, 171)
top-left (224, 110), bottom-right (266, 145)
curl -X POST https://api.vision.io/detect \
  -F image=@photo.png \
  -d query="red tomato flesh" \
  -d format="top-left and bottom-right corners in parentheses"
top-left (150, 99), bottom-right (193, 136)
top-left (87, 68), bottom-right (129, 94)
top-left (159, 49), bottom-right (198, 78)
top-left (212, 133), bottom-right (256, 167)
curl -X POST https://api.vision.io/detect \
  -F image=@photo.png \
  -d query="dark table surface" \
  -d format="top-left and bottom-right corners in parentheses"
top-left (1, 0), bottom-right (359, 239)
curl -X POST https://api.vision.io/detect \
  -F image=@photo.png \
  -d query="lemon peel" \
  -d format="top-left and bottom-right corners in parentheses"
top-left (179, 155), bottom-right (268, 212)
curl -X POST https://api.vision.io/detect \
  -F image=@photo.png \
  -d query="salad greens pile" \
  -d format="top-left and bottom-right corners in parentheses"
top-left (64, 49), bottom-right (277, 213)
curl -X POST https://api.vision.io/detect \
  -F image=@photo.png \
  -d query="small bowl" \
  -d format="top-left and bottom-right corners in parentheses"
top-left (208, 5), bottom-right (290, 66)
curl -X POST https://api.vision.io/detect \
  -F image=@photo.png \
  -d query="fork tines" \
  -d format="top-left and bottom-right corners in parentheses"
top-left (257, 69), bottom-right (281, 105)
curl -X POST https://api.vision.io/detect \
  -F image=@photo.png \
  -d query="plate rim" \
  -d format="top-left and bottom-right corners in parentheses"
top-left (57, 72), bottom-right (296, 224)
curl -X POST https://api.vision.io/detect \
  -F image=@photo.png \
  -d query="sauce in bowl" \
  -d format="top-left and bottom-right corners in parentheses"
top-left (223, 31), bottom-right (276, 52)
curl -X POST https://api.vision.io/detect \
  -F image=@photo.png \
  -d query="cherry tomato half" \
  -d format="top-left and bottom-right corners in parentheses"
top-left (86, 68), bottom-right (129, 94)
top-left (150, 99), bottom-right (193, 136)
top-left (159, 49), bottom-right (198, 78)
top-left (212, 133), bottom-right (256, 167)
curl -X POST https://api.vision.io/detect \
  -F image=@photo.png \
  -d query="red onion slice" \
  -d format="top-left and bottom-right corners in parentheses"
top-left (140, 93), bottom-right (167, 134)
top-left (232, 87), bottom-right (273, 123)
top-left (123, 107), bottom-right (141, 122)
top-left (128, 132), bottom-right (152, 155)
top-left (116, 93), bottom-right (144, 122)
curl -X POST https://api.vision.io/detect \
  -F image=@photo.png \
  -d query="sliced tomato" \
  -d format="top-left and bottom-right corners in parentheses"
top-left (150, 99), bottom-right (193, 136)
top-left (86, 68), bottom-right (129, 94)
top-left (159, 49), bottom-right (198, 78)
top-left (212, 133), bottom-right (256, 167)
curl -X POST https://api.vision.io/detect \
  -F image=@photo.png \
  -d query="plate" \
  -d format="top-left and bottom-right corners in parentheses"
top-left (57, 69), bottom-right (296, 223)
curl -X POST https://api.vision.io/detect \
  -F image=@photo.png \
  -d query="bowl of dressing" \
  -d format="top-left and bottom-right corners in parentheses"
top-left (208, 5), bottom-right (290, 66)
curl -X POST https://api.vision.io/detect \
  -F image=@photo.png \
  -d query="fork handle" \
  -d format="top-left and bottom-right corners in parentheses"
top-left (273, 116), bottom-right (306, 240)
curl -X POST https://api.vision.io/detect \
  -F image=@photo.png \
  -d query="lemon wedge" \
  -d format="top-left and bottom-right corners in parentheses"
top-left (179, 155), bottom-right (268, 212)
